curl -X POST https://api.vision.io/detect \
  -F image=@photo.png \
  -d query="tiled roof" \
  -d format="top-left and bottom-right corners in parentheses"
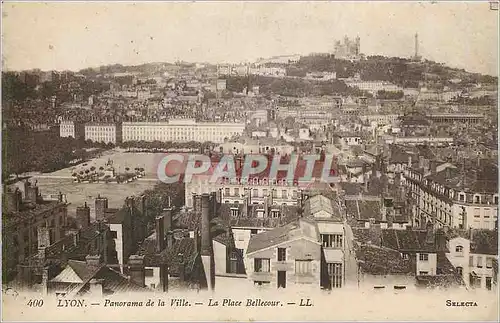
top-left (50, 260), bottom-right (101, 283)
top-left (93, 266), bottom-right (150, 294)
top-left (50, 260), bottom-right (150, 295)
top-left (355, 244), bottom-right (412, 275)
top-left (345, 200), bottom-right (382, 221)
top-left (353, 228), bottom-right (447, 253)
top-left (426, 164), bottom-right (498, 194)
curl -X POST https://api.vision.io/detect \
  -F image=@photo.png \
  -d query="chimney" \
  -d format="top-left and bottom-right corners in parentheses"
top-left (201, 194), bottom-right (211, 255)
top-left (76, 202), bottom-right (91, 229)
top-left (155, 215), bottom-right (165, 253)
top-left (23, 179), bottom-right (29, 199)
top-left (4, 188), bottom-right (21, 213)
top-left (408, 155), bottom-right (412, 168)
top-left (40, 266), bottom-right (49, 296)
top-left (37, 227), bottom-right (51, 250)
top-left (193, 194), bottom-right (202, 215)
top-left (425, 222), bottom-right (435, 245)
top-left (194, 228), bottom-right (201, 254)
top-left (178, 253), bottom-right (185, 281)
top-left (210, 192), bottom-right (218, 219)
top-left (434, 230), bottom-right (446, 252)
top-left (201, 193), bottom-right (215, 290)
top-left (430, 160), bottom-right (437, 174)
top-left (162, 207), bottom-right (173, 238)
top-left (86, 254), bottom-right (102, 266)
top-left (419, 155), bottom-right (425, 169)
top-left (159, 264), bottom-right (169, 292)
top-left (95, 195), bottom-right (109, 221)
top-left (128, 255), bottom-right (145, 287)
top-left (26, 184), bottom-right (39, 203)
top-left (135, 195), bottom-right (147, 217)
top-left (264, 193), bottom-right (269, 218)
top-left (387, 210), bottom-right (394, 228)
top-left (125, 196), bottom-right (135, 210)
top-left (445, 166), bottom-right (452, 179)
top-left (89, 279), bottom-right (104, 297)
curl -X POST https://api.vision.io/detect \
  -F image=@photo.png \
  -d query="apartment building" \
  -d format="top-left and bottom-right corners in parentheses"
top-left (2, 182), bottom-right (68, 281)
top-left (59, 120), bottom-right (85, 140)
top-left (84, 122), bottom-right (122, 144)
top-left (403, 160), bottom-right (498, 230)
top-left (122, 119), bottom-right (245, 143)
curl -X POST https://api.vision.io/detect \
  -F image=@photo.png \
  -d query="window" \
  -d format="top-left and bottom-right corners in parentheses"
top-left (295, 260), bottom-right (312, 274)
top-left (224, 188), bottom-right (230, 196)
top-left (230, 208), bottom-right (239, 217)
top-left (229, 251), bottom-right (239, 274)
top-left (419, 253), bottom-right (429, 261)
top-left (419, 271), bottom-right (429, 275)
top-left (474, 195), bottom-right (480, 204)
top-left (253, 189), bottom-right (258, 197)
top-left (254, 258), bottom-right (270, 272)
top-left (234, 188), bottom-right (239, 196)
top-left (277, 248), bottom-right (286, 261)
top-left (486, 257), bottom-right (493, 268)
top-left (494, 196), bottom-right (498, 205)
top-left (459, 194), bottom-right (465, 202)
top-left (145, 268), bottom-right (154, 277)
top-left (477, 256), bottom-right (483, 268)
top-left (456, 266), bottom-right (463, 277)
top-left (110, 231), bottom-right (117, 239)
top-left (270, 210), bottom-right (280, 218)
top-left (321, 234), bottom-right (343, 248)
top-left (281, 190), bottom-right (288, 199)
top-left (328, 263), bottom-right (343, 288)
top-left (251, 229), bottom-right (258, 236)
top-left (486, 277), bottom-right (492, 290)
top-left (394, 286), bottom-right (406, 290)
top-left (455, 245), bottom-right (463, 253)
top-left (402, 253), bottom-right (409, 260)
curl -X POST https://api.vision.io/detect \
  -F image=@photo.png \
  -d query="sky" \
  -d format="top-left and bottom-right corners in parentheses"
top-left (2, 1), bottom-right (499, 76)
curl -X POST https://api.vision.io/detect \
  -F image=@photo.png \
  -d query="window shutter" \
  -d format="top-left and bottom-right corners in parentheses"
top-left (469, 255), bottom-right (473, 267)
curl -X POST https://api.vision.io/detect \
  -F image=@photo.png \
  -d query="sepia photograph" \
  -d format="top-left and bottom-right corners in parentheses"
top-left (1, 0), bottom-right (499, 321)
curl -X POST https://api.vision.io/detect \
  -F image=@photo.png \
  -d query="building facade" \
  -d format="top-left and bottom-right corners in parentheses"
top-left (84, 123), bottom-right (122, 144)
top-left (122, 119), bottom-right (245, 143)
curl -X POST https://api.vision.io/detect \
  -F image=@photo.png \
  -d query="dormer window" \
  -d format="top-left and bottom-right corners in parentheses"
top-left (455, 245), bottom-right (463, 254)
top-left (474, 195), bottom-right (480, 204)
top-left (459, 193), bottom-right (465, 202)
top-left (494, 195), bottom-right (498, 205)
top-left (230, 208), bottom-right (239, 217)
top-left (270, 209), bottom-right (280, 218)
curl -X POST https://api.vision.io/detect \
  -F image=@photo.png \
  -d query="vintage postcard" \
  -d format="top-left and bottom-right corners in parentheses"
top-left (1, 0), bottom-right (499, 321)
